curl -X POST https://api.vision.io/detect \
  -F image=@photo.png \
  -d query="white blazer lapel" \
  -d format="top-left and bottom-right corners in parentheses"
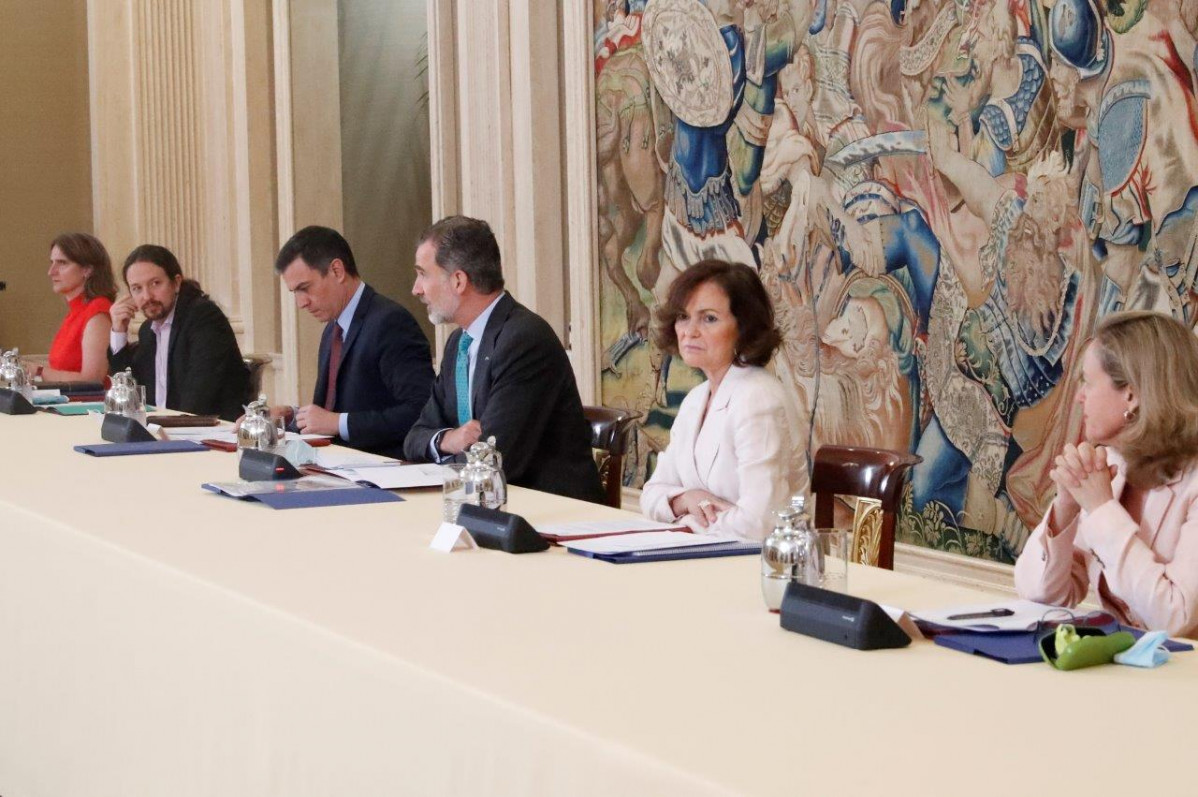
top-left (694, 370), bottom-right (740, 484)
top-left (674, 382), bottom-right (707, 489)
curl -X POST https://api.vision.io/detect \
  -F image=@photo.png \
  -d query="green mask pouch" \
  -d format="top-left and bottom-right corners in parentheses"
top-left (1038, 624), bottom-right (1137, 671)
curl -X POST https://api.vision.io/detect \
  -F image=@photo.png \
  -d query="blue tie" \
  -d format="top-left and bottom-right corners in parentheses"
top-left (455, 331), bottom-right (473, 426)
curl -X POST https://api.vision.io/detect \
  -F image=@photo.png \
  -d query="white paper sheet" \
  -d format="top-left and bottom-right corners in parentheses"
top-left (326, 463), bottom-right (456, 490)
top-left (313, 448), bottom-right (401, 469)
top-left (910, 599), bottom-right (1063, 631)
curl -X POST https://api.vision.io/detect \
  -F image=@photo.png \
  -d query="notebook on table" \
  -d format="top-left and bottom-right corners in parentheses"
top-left (74, 440), bottom-right (208, 457)
top-left (201, 475), bottom-right (404, 510)
top-left (536, 517), bottom-right (686, 543)
top-left (564, 530), bottom-right (760, 563)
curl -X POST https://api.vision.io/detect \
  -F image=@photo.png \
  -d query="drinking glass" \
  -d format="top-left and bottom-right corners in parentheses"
top-left (815, 528), bottom-right (850, 593)
top-left (441, 464), bottom-right (471, 523)
top-left (134, 385), bottom-right (148, 426)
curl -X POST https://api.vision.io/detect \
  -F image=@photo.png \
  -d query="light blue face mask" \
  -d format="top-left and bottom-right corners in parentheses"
top-left (276, 438), bottom-right (318, 466)
top-left (1113, 631), bottom-right (1171, 668)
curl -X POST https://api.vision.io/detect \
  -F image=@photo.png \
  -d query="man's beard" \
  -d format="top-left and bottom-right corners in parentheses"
top-left (141, 298), bottom-right (175, 321)
top-left (425, 295), bottom-right (459, 326)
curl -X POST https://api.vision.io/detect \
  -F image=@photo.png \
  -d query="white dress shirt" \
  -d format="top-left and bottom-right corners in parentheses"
top-left (333, 281), bottom-right (367, 440)
top-left (110, 305), bottom-right (177, 408)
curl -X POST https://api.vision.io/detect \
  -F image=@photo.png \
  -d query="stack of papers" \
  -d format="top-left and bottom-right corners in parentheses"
top-left (32, 389), bottom-right (68, 406)
top-left (203, 474), bottom-right (362, 498)
top-left (47, 402), bottom-right (158, 416)
top-left (165, 427), bottom-right (331, 445)
top-left (563, 531), bottom-right (760, 563)
top-left (536, 517), bottom-right (685, 542)
top-left (201, 474), bottom-right (404, 510)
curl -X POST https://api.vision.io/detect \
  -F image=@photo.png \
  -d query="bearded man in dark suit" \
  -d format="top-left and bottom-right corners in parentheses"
top-left (403, 216), bottom-right (604, 503)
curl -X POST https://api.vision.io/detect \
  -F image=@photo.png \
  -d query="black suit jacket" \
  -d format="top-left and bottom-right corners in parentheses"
top-left (403, 293), bottom-right (604, 503)
top-left (108, 284), bottom-right (250, 421)
top-left (313, 284), bottom-right (434, 458)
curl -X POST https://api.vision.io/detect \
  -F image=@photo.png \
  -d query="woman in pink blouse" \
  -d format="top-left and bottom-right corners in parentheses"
top-left (1015, 311), bottom-right (1198, 637)
top-left (31, 233), bottom-right (117, 383)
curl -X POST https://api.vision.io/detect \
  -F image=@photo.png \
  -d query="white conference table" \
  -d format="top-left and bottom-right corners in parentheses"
top-left (0, 411), bottom-right (1194, 796)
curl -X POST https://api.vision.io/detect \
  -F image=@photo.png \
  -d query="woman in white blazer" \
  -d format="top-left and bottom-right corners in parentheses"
top-left (641, 260), bottom-right (799, 540)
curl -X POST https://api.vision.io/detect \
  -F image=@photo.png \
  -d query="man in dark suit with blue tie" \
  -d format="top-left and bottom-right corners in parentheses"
top-left (273, 226), bottom-right (433, 458)
top-left (403, 216), bottom-right (604, 503)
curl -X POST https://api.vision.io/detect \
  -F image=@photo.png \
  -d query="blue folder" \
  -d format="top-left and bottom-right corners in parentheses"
top-left (201, 482), bottom-right (403, 510)
top-left (934, 622), bottom-right (1193, 664)
top-left (74, 440), bottom-right (208, 457)
top-left (569, 540), bottom-right (761, 564)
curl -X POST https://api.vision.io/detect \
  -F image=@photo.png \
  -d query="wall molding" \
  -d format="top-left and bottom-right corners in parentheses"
top-left (561, 0), bottom-right (600, 403)
top-left (272, 0), bottom-right (301, 404)
top-left (892, 543), bottom-right (1016, 594)
top-left (89, 0), bottom-right (284, 396)
top-left (425, 0), bottom-right (569, 345)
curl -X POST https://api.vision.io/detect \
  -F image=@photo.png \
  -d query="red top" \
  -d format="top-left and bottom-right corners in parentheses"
top-left (48, 294), bottom-right (112, 372)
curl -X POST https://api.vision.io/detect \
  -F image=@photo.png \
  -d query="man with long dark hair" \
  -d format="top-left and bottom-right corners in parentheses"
top-left (108, 244), bottom-right (250, 420)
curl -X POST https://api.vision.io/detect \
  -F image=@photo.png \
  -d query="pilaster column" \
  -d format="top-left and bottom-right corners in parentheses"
top-left (428, 0), bottom-right (567, 343)
top-left (88, 0), bottom-right (283, 396)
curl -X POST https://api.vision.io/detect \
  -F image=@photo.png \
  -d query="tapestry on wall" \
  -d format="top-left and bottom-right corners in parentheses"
top-left (594, 0), bottom-right (1198, 562)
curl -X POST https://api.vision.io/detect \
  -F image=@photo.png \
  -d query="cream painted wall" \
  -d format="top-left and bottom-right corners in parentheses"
top-left (0, 0), bottom-right (93, 355)
top-left (337, 0), bottom-right (434, 341)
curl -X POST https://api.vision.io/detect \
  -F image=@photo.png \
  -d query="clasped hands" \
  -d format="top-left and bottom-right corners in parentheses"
top-left (670, 489), bottom-right (732, 528)
top-left (235, 404), bottom-right (341, 437)
top-left (1051, 442), bottom-right (1117, 517)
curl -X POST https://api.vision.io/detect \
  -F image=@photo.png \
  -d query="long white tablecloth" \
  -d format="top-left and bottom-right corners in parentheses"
top-left (0, 411), bottom-right (1194, 796)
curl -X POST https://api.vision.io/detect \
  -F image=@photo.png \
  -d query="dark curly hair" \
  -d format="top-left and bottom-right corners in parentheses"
top-left (652, 260), bottom-right (781, 368)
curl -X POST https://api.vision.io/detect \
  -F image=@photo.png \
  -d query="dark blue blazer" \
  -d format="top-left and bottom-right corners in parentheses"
top-left (314, 284), bottom-right (434, 458)
top-left (403, 293), bottom-right (604, 503)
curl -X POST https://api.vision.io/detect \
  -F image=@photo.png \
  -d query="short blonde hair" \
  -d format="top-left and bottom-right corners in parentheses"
top-left (1094, 311), bottom-right (1198, 487)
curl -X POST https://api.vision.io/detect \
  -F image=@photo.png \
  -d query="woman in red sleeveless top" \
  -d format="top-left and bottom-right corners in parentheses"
top-left (30, 233), bottom-right (117, 383)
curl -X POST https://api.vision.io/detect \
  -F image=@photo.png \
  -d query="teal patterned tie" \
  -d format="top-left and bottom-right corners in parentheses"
top-left (455, 331), bottom-right (473, 426)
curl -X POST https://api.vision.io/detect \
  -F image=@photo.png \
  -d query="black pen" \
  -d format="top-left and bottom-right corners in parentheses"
top-left (946, 608), bottom-right (1016, 621)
